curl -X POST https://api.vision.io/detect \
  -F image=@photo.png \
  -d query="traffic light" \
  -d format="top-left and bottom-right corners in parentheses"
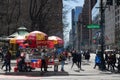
top-left (115, 0), bottom-right (120, 6)
top-left (106, 0), bottom-right (113, 5)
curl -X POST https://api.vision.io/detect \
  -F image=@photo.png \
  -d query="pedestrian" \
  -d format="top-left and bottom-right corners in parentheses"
top-left (68, 51), bottom-right (72, 61)
top-left (77, 52), bottom-right (82, 71)
top-left (84, 50), bottom-right (90, 62)
top-left (17, 52), bottom-right (26, 72)
top-left (4, 50), bottom-right (11, 72)
top-left (0, 48), bottom-right (4, 61)
top-left (107, 53), bottom-right (114, 71)
top-left (16, 48), bottom-right (21, 58)
top-left (41, 49), bottom-right (48, 72)
top-left (71, 50), bottom-right (78, 69)
top-left (58, 52), bottom-right (66, 71)
top-left (1, 53), bottom-right (7, 70)
top-left (111, 53), bottom-right (116, 71)
top-left (117, 56), bottom-right (120, 72)
top-left (93, 54), bottom-right (101, 69)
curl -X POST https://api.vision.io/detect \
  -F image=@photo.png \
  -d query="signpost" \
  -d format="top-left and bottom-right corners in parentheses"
top-left (87, 24), bottom-right (100, 29)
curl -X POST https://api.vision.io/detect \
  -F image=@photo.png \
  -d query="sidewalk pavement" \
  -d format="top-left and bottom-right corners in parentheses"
top-left (0, 53), bottom-right (120, 80)
top-left (0, 54), bottom-right (114, 74)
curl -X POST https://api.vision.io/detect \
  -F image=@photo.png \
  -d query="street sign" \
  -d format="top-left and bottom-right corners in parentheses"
top-left (87, 24), bottom-right (100, 29)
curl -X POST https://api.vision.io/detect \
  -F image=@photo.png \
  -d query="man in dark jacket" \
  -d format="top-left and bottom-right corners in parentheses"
top-left (71, 50), bottom-right (78, 69)
top-left (77, 52), bottom-right (82, 70)
top-left (17, 55), bottom-right (25, 72)
top-left (4, 50), bottom-right (11, 72)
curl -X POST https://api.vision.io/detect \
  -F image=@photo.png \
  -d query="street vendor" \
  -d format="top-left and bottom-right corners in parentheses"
top-left (40, 49), bottom-right (48, 72)
top-left (17, 52), bottom-right (26, 72)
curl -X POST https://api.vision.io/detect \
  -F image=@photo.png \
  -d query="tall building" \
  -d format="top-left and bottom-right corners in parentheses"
top-left (114, 2), bottom-right (120, 49)
top-left (69, 29), bottom-right (73, 49)
top-left (92, 0), bottom-right (117, 50)
top-left (77, 0), bottom-right (96, 50)
top-left (104, 0), bottom-right (120, 49)
top-left (71, 9), bottom-right (75, 49)
top-left (0, 0), bottom-right (63, 38)
top-left (71, 6), bottom-right (82, 50)
top-left (105, 0), bottom-right (115, 49)
top-left (81, 0), bottom-right (90, 49)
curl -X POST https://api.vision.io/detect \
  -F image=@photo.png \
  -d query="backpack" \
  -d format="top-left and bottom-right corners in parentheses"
top-left (60, 54), bottom-right (66, 61)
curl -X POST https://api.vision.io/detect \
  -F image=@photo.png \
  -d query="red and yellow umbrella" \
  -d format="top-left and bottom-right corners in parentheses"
top-left (10, 36), bottom-right (26, 44)
top-left (48, 36), bottom-right (64, 44)
top-left (26, 31), bottom-right (48, 40)
top-left (26, 31), bottom-right (48, 48)
top-left (48, 36), bottom-right (64, 48)
top-left (48, 36), bottom-right (64, 45)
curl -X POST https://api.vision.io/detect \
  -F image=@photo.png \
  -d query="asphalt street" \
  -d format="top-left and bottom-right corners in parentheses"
top-left (0, 53), bottom-right (120, 80)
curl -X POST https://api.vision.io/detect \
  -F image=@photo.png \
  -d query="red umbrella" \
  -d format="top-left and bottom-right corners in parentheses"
top-left (48, 36), bottom-right (64, 44)
top-left (10, 36), bottom-right (26, 44)
top-left (26, 31), bottom-right (48, 48)
top-left (26, 31), bottom-right (48, 40)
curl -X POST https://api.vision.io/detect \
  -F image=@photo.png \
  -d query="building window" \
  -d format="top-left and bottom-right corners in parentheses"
top-left (118, 16), bottom-right (119, 21)
top-left (115, 17), bottom-right (117, 22)
top-left (115, 5), bottom-right (117, 9)
top-left (118, 23), bottom-right (119, 27)
top-left (115, 11), bottom-right (117, 16)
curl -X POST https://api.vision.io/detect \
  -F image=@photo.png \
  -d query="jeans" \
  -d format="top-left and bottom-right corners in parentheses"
top-left (5, 60), bottom-right (11, 71)
top-left (61, 60), bottom-right (65, 71)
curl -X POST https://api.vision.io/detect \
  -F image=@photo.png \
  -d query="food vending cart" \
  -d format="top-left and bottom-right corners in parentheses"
top-left (14, 31), bottom-right (55, 72)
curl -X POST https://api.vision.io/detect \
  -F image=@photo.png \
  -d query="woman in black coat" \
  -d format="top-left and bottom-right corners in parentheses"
top-left (77, 52), bottom-right (82, 69)
top-left (71, 50), bottom-right (78, 69)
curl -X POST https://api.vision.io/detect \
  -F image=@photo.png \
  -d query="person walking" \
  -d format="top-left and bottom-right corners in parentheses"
top-left (59, 52), bottom-right (66, 72)
top-left (1, 52), bottom-right (7, 70)
top-left (77, 52), bottom-right (82, 71)
top-left (84, 50), bottom-right (90, 62)
top-left (0, 48), bottom-right (3, 61)
top-left (117, 56), bottom-right (120, 72)
top-left (71, 50), bottom-right (78, 69)
top-left (68, 51), bottom-right (72, 61)
top-left (93, 54), bottom-right (101, 69)
top-left (4, 50), bottom-right (11, 72)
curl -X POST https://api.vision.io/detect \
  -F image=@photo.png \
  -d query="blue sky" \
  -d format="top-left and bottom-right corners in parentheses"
top-left (63, 0), bottom-right (84, 43)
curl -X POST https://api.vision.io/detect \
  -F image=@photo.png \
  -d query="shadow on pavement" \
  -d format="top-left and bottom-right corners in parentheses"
top-left (0, 71), bottom-right (69, 77)
top-left (82, 63), bottom-right (90, 65)
top-left (99, 71), bottom-right (120, 74)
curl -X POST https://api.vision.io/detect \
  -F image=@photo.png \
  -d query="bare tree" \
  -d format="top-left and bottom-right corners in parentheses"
top-left (62, 4), bottom-right (70, 39)
top-left (5, 0), bottom-right (21, 35)
top-left (29, 0), bottom-right (51, 31)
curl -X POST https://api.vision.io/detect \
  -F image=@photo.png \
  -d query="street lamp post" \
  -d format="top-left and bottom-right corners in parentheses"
top-left (100, 0), bottom-right (106, 70)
